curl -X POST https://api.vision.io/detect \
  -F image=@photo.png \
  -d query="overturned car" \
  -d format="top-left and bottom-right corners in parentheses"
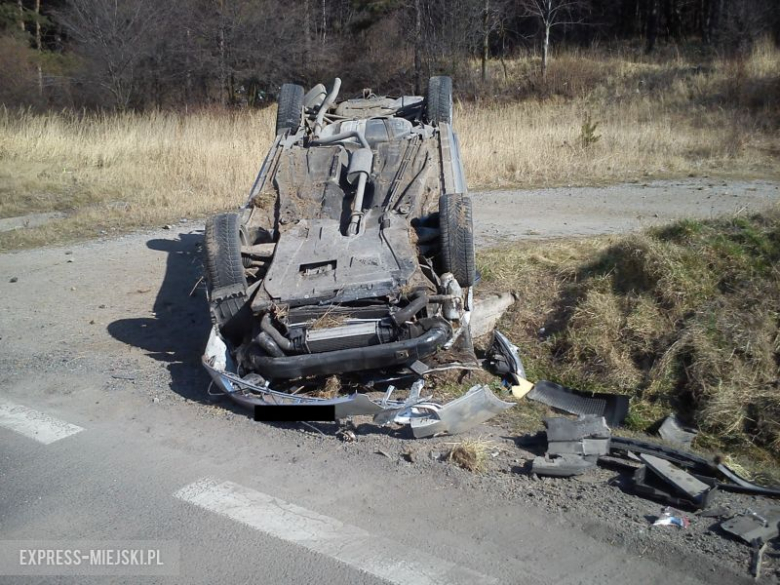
top-left (202, 77), bottom-right (514, 433)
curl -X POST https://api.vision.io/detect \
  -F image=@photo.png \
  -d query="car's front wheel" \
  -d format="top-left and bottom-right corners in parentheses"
top-left (204, 212), bottom-right (248, 330)
top-left (439, 193), bottom-right (476, 287)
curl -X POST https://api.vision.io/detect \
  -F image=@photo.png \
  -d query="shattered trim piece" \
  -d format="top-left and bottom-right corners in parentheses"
top-left (658, 414), bottom-right (697, 449)
top-left (628, 465), bottom-right (707, 510)
top-left (410, 384), bottom-right (514, 439)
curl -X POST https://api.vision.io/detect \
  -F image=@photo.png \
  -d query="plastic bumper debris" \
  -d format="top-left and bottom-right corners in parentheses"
top-left (720, 507), bottom-right (780, 544)
top-left (532, 454), bottom-right (595, 477)
top-left (527, 380), bottom-right (629, 427)
top-left (658, 415), bottom-right (698, 449)
top-left (202, 327), bottom-right (513, 437)
top-left (410, 384), bottom-right (514, 439)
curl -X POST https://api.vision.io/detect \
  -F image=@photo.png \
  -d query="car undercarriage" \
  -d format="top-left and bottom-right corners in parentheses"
top-left (201, 77), bottom-right (515, 433)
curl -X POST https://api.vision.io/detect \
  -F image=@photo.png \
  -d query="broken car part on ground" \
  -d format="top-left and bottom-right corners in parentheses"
top-left (202, 77), bottom-right (513, 435)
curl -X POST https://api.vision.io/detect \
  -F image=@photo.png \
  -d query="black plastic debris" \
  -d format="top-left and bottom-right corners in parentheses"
top-left (527, 381), bottom-right (629, 426)
top-left (610, 436), bottom-right (714, 476)
top-left (486, 330), bottom-right (526, 384)
top-left (640, 454), bottom-right (715, 508)
top-left (625, 454), bottom-right (717, 510)
top-left (531, 415), bottom-right (611, 478)
top-left (720, 507), bottom-right (780, 544)
top-left (628, 465), bottom-right (713, 510)
top-left (532, 454), bottom-right (595, 477)
top-left (546, 415), bottom-right (610, 460)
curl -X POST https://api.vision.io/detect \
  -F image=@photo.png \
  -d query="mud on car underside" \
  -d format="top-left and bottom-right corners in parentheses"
top-left (201, 77), bottom-right (514, 433)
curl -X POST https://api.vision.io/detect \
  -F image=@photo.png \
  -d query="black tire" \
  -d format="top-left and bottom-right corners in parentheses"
top-left (276, 83), bottom-right (304, 136)
top-left (439, 193), bottom-right (475, 287)
top-left (204, 212), bottom-right (248, 328)
top-left (425, 76), bottom-right (453, 125)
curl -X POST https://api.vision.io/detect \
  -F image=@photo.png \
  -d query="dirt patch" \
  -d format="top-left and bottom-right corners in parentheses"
top-left (0, 211), bottom-right (66, 233)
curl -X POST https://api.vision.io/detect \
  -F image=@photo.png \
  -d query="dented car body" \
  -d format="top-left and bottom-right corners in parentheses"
top-left (201, 77), bottom-right (511, 430)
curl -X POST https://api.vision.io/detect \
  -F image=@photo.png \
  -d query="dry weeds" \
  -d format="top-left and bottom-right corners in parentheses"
top-left (1, 41), bottom-right (779, 250)
top-left (446, 437), bottom-right (494, 473)
top-left (310, 375), bottom-right (341, 399)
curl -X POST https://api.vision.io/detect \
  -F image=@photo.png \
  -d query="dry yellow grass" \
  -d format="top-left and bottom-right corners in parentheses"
top-left (460, 38), bottom-right (780, 188)
top-left (446, 437), bottom-right (494, 473)
top-left (0, 41), bottom-right (779, 250)
top-left (0, 108), bottom-right (275, 249)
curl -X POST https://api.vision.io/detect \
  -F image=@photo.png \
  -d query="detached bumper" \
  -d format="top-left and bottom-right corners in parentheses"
top-left (201, 327), bottom-right (513, 435)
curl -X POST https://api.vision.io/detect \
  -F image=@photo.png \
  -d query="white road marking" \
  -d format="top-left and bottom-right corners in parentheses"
top-left (0, 399), bottom-right (84, 444)
top-left (175, 478), bottom-right (497, 585)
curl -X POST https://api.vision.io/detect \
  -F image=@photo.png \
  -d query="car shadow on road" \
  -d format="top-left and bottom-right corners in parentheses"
top-left (107, 232), bottom-right (217, 404)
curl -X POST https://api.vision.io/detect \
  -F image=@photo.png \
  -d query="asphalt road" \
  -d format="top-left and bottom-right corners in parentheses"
top-left (2, 179), bottom-right (779, 585)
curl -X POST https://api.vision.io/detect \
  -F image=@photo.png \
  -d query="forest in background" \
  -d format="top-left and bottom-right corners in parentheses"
top-left (2, 0), bottom-right (780, 110)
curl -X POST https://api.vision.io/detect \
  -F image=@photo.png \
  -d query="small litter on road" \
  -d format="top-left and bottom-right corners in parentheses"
top-left (652, 509), bottom-right (690, 529)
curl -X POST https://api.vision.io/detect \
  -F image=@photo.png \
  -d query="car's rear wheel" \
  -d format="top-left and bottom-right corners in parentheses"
top-left (425, 76), bottom-right (453, 125)
top-left (439, 193), bottom-right (476, 287)
top-left (275, 83), bottom-right (304, 136)
top-left (204, 212), bottom-right (248, 329)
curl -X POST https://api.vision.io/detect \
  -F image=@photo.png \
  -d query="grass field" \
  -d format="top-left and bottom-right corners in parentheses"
top-left (1, 40), bottom-right (779, 251)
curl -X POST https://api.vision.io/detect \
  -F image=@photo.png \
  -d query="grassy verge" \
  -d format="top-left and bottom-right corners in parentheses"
top-left (478, 210), bottom-right (780, 474)
top-left (1, 41), bottom-right (779, 252)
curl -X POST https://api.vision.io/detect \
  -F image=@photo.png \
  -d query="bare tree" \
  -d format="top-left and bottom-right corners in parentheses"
top-left (60, 0), bottom-right (171, 109)
top-left (519, 0), bottom-right (585, 79)
top-left (34, 0), bottom-right (41, 94)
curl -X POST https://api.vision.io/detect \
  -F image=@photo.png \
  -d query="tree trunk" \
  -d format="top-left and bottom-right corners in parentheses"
top-left (18, 0), bottom-right (24, 32)
top-left (35, 0), bottom-right (42, 96)
top-left (709, 0), bottom-right (723, 46)
top-left (413, 0), bottom-right (422, 95)
top-left (303, 0), bottom-right (311, 69)
top-left (646, 0), bottom-right (658, 53)
top-left (481, 0), bottom-right (489, 82)
top-left (542, 23), bottom-right (550, 80)
top-left (321, 0), bottom-right (326, 44)
top-left (218, 0), bottom-right (227, 106)
top-left (185, 27), bottom-right (192, 109)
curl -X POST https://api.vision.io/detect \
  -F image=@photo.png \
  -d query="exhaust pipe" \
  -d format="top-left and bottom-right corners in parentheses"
top-left (314, 78), bottom-right (342, 137)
